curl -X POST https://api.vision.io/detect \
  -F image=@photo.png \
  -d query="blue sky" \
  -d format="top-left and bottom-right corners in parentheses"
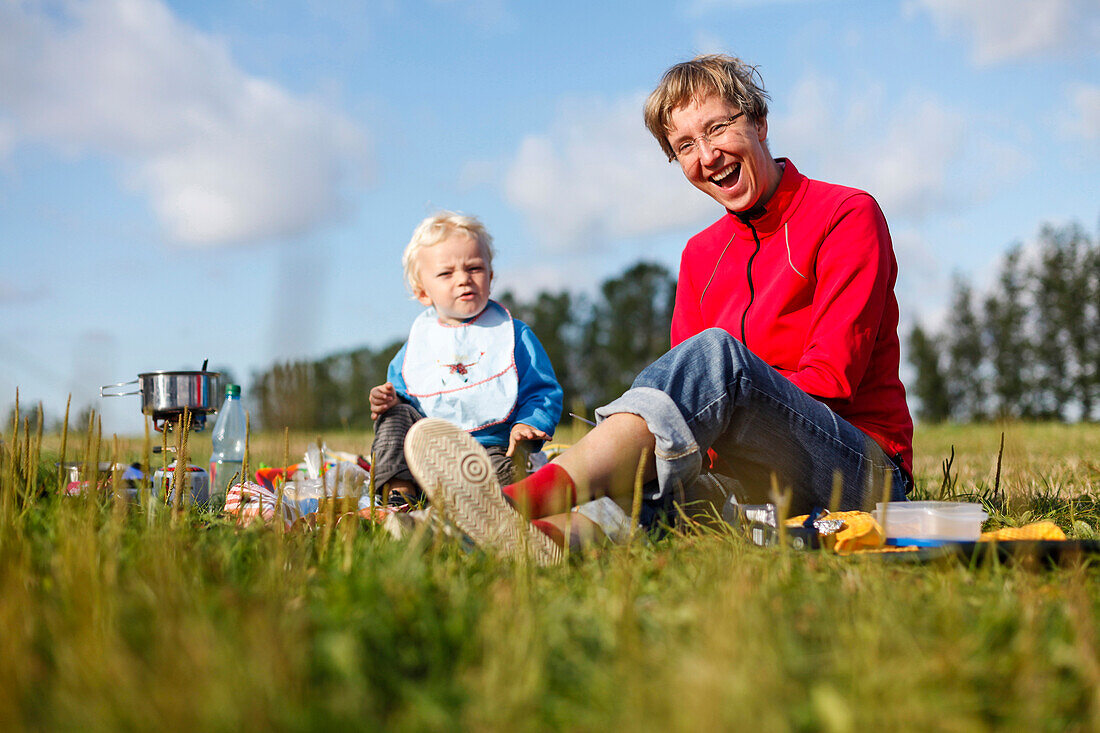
top-left (1, 0), bottom-right (1098, 434)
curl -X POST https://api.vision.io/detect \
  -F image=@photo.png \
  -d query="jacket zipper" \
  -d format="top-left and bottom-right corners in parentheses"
top-left (741, 220), bottom-right (762, 347)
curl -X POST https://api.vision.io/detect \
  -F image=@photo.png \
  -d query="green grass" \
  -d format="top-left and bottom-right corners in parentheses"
top-left (1, 416), bottom-right (1098, 731)
top-left (911, 422), bottom-right (1100, 537)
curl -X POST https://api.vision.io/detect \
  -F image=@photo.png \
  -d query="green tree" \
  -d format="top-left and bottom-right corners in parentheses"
top-left (252, 340), bottom-right (404, 432)
top-left (253, 361), bottom-right (314, 431)
top-left (1030, 223), bottom-right (1098, 419)
top-left (1086, 230), bottom-right (1100, 419)
top-left (344, 350), bottom-right (375, 430)
top-left (577, 262), bottom-right (676, 410)
top-left (945, 279), bottom-right (986, 421)
top-left (908, 219), bottom-right (1098, 424)
top-left (982, 246), bottom-right (1031, 418)
top-left (498, 290), bottom-right (580, 414)
top-left (907, 324), bottom-right (950, 423)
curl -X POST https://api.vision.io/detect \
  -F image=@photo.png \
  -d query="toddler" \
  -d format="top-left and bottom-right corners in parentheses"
top-left (369, 212), bottom-right (563, 503)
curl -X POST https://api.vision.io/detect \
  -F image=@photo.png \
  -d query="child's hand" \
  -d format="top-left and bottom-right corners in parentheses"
top-left (507, 423), bottom-right (551, 457)
top-left (369, 382), bottom-right (399, 420)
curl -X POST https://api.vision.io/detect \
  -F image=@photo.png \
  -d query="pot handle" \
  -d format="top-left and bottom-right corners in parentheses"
top-left (101, 379), bottom-right (140, 397)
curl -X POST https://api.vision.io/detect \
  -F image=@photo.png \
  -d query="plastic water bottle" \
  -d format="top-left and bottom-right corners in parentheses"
top-left (209, 384), bottom-right (246, 505)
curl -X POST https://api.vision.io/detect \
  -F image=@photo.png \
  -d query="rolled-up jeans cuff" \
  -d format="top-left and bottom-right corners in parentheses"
top-left (594, 386), bottom-right (703, 501)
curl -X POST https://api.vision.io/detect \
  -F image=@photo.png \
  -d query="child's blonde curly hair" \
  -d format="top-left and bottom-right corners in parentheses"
top-left (402, 211), bottom-right (495, 294)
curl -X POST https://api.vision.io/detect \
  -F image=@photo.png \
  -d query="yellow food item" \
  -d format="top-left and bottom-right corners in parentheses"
top-left (980, 521), bottom-right (1066, 542)
top-left (786, 510), bottom-right (885, 553)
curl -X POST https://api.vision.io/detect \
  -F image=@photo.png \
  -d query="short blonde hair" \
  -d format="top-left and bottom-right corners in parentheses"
top-left (644, 54), bottom-right (771, 161)
top-left (402, 211), bottom-right (495, 293)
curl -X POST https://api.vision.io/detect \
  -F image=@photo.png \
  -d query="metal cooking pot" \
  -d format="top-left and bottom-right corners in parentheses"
top-left (101, 370), bottom-right (222, 416)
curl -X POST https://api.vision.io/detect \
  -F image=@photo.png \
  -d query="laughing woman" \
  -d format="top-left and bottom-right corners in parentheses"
top-left (404, 54), bottom-right (914, 561)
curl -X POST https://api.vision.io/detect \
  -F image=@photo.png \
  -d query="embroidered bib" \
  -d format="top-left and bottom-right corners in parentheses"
top-left (402, 300), bottom-right (518, 431)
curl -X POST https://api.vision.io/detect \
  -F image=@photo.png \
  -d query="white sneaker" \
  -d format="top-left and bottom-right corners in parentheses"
top-left (404, 418), bottom-right (562, 566)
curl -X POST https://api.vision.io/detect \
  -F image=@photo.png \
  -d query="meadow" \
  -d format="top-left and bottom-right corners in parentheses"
top-left (1, 411), bottom-right (1098, 731)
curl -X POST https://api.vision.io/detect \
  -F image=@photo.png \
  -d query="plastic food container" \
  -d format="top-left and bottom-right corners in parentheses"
top-left (874, 501), bottom-right (988, 545)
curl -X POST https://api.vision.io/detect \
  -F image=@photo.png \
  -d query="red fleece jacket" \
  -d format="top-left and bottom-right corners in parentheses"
top-left (671, 159), bottom-right (913, 472)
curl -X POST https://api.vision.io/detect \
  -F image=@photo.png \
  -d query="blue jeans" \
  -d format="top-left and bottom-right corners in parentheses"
top-left (594, 328), bottom-right (909, 517)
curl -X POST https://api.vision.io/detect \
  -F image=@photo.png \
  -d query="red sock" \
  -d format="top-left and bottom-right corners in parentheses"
top-left (530, 519), bottom-right (564, 547)
top-left (503, 463), bottom-right (576, 519)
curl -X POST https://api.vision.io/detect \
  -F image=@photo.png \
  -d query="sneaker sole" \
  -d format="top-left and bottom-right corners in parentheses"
top-left (404, 418), bottom-right (562, 566)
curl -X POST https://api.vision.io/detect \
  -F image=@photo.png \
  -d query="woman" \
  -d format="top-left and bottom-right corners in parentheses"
top-left (404, 54), bottom-right (913, 563)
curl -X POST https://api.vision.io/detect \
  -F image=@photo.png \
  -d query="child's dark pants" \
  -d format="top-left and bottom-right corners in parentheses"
top-left (371, 403), bottom-right (527, 503)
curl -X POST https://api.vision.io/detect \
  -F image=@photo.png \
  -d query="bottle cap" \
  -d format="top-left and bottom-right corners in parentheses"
top-left (225, 384), bottom-right (241, 397)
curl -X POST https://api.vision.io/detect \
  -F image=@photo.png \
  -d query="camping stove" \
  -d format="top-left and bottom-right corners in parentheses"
top-left (151, 408), bottom-right (211, 433)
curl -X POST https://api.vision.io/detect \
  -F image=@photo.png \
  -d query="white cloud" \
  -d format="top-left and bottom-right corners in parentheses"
top-left (499, 95), bottom-right (715, 251)
top-left (890, 227), bottom-right (947, 326)
top-left (1062, 83), bottom-right (1100, 144)
top-left (911, 0), bottom-right (1100, 65)
top-left (495, 261), bottom-right (594, 300)
top-left (0, 0), bottom-right (369, 246)
top-left (497, 78), bottom-right (1022, 249)
top-left (0, 119), bottom-right (13, 160)
top-left (769, 74), bottom-right (1020, 221)
top-left (692, 31), bottom-right (727, 55)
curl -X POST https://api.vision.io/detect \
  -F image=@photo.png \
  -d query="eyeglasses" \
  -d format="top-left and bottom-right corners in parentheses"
top-left (671, 112), bottom-right (745, 163)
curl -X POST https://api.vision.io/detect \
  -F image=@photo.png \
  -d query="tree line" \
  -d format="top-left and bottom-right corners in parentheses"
top-left (251, 262), bottom-right (676, 432)
top-left (250, 219), bottom-right (1098, 432)
top-left (907, 221), bottom-right (1099, 423)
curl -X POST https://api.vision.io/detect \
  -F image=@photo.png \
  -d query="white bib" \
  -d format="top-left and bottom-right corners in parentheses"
top-left (402, 300), bottom-right (518, 431)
